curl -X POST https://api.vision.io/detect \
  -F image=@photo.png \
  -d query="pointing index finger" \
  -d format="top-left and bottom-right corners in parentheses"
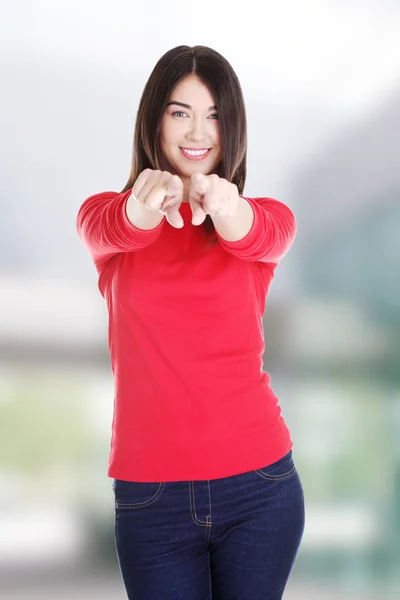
top-left (189, 172), bottom-right (208, 199)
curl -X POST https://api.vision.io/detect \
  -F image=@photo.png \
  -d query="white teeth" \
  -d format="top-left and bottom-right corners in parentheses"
top-left (182, 148), bottom-right (209, 156)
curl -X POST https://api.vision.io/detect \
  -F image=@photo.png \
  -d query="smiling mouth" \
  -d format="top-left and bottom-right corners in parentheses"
top-left (180, 147), bottom-right (212, 160)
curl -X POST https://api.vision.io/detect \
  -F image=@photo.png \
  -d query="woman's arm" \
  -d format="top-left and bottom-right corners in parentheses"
top-left (214, 196), bottom-right (297, 265)
top-left (76, 190), bottom-right (166, 272)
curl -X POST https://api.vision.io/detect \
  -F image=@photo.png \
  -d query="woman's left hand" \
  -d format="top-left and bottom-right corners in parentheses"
top-left (188, 173), bottom-right (240, 226)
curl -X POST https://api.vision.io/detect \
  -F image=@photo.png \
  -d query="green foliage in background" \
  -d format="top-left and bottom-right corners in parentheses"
top-left (0, 370), bottom-right (90, 474)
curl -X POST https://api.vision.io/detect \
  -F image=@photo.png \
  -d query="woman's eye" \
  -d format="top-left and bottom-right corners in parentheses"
top-left (171, 111), bottom-right (218, 120)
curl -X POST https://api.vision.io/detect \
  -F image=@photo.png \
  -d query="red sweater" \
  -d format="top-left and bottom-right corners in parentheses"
top-left (77, 190), bottom-right (297, 482)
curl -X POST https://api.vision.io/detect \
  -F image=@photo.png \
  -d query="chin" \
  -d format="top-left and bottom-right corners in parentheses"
top-left (181, 161), bottom-right (219, 175)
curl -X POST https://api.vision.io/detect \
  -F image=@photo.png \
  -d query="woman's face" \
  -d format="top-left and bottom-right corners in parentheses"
top-left (160, 74), bottom-right (222, 185)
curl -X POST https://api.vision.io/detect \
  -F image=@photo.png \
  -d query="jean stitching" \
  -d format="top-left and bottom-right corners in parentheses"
top-left (115, 481), bottom-right (165, 509)
top-left (189, 481), bottom-right (211, 526)
top-left (254, 465), bottom-right (297, 481)
top-left (205, 515), bottom-right (211, 546)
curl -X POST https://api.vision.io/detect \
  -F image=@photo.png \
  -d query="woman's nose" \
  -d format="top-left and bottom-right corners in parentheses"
top-left (187, 118), bottom-right (207, 142)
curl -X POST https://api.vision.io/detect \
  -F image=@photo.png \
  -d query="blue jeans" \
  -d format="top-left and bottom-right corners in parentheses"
top-left (113, 449), bottom-right (305, 599)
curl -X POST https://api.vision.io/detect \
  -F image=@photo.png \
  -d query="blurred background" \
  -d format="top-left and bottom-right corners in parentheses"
top-left (1, 0), bottom-right (399, 598)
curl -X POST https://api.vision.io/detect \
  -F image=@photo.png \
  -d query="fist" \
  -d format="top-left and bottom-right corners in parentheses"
top-left (132, 169), bottom-right (184, 228)
top-left (189, 173), bottom-right (239, 226)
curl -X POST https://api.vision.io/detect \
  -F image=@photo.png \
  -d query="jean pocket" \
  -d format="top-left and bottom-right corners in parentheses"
top-left (254, 450), bottom-right (297, 481)
top-left (113, 479), bottom-right (166, 510)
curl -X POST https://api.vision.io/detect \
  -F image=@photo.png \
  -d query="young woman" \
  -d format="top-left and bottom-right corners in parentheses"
top-left (77, 45), bottom-right (305, 600)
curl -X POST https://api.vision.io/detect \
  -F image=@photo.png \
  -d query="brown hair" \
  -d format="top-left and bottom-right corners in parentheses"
top-left (121, 45), bottom-right (247, 245)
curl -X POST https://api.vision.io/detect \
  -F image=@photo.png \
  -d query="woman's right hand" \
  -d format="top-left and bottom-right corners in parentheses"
top-left (131, 169), bottom-right (184, 229)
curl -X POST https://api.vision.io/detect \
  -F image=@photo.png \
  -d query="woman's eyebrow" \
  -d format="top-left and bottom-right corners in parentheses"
top-left (166, 101), bottom-right (217, 111)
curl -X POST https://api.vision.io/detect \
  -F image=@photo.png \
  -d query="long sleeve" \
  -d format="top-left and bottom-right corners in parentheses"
top-left (216, 196), bottom-right (296, 266)
top-left (76, 190), bottom-right (166, 272)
